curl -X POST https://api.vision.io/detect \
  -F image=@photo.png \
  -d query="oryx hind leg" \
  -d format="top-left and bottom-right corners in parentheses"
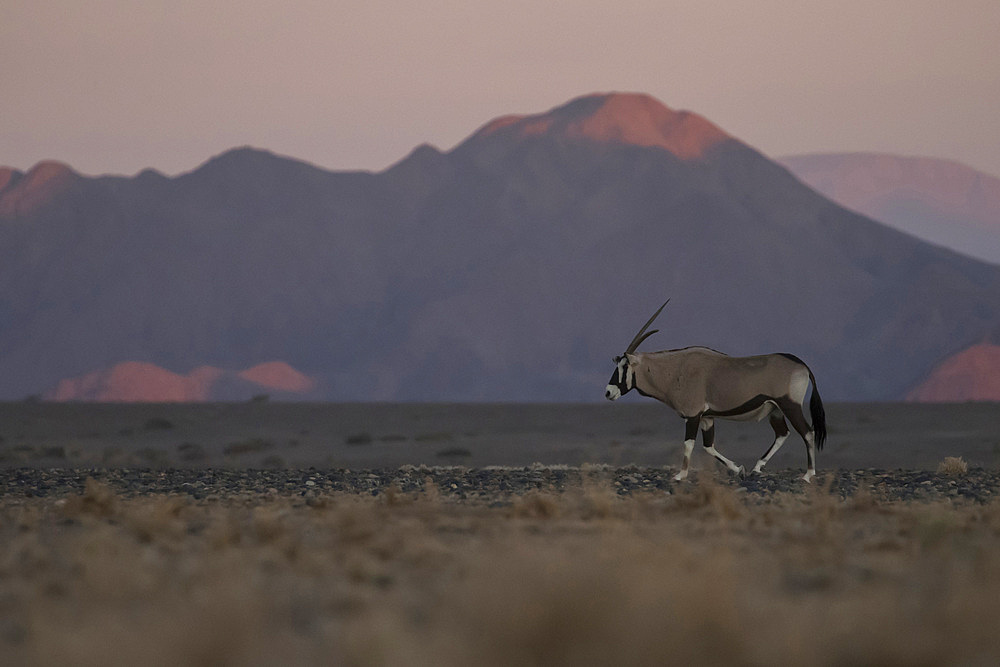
top-left (778, 398), bottom-right (818, 483)
top-left (700, 417), bottom-right (745, 478)
top-left (752, 414), bottom-right (789, 475)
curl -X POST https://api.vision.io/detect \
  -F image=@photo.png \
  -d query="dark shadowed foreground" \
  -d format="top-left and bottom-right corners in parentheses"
top-left (3, 472), bottom-right (1000, 666)
top-left (1, 402), bottom-right (999, 665)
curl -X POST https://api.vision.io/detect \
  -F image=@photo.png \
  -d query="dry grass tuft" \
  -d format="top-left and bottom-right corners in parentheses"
top-left (672, 473), bottom-right (744, 520)
top-left (577, 479), bottom-right (623, 520)
top-left (61, 478), bottom-right (119, 518)
top-left (846, 481), bottom-right (882, 512)
top-left (937, 456), bottom-right (969, 476)
top-left (512, 491), bottom-right (562, 519)
top-left (125, 495), bottom-right (191, 544)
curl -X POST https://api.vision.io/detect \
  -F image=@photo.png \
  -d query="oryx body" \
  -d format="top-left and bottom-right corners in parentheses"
top-left (605, 302), bottom-right (827, 482)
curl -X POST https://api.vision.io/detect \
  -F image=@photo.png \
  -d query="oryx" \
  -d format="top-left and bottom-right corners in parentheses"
top-left (605, 301), bottom-right (827, 482)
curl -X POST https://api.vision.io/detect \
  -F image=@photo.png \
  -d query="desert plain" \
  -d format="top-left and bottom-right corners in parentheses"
top-left (1, 401), bottom-right (1000, 665)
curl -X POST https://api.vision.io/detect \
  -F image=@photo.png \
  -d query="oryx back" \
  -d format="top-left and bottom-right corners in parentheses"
top-left (702, 353), bottom-right (811, 418)
top-left (632, 348), bottom-right (804, 416)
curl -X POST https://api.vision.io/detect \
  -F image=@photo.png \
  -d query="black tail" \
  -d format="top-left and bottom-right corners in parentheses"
top-left (808, 371), bottom-right (826, 450)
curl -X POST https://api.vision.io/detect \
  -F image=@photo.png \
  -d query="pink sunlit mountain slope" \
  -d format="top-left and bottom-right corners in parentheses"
top-left (4, 92), bottom-right (1000, 402)
top-left (472, 92), bottom-right (732, 160)
top-left (45, 361), bottom-right (318, 402)
top-left (906, 344), bottom-right (1000, 402)
top-left (0, 161), bottom-right (80, 217)
top-left (780, 153), bottom-right (1000, 265)
top-left (238, 362), bottom-right (317, 394)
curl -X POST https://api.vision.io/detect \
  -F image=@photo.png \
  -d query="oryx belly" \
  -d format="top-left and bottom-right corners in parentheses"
top-left (705, 399), bottom-right (779, 422)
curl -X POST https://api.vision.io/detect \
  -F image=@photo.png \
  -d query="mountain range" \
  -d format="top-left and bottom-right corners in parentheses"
top-left (779, 152), bottom-right (1000, 266)
top-left (3, 92), bottom-right (999, 402)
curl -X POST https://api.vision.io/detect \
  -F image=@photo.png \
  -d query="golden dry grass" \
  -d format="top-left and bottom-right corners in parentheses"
top-left (2, 477), bottom-right (1000, 666)
top-left (937, 456), bottom-right (969, 476)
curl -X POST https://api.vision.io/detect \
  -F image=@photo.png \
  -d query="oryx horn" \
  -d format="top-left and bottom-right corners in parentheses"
top-left (625, 299), bottom-right (670, 354)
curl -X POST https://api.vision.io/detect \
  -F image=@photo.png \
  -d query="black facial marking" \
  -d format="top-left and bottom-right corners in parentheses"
top-left (607, 357), bottom-right (632, 395)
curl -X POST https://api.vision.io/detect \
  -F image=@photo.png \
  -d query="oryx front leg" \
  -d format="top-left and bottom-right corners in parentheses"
top-left (701, 417), bottom-right (745, 478)
top-left (673, 418), bottom-right (700, 481)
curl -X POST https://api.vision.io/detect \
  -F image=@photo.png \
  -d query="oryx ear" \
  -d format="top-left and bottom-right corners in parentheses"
top-left (625, 353), bottom-right (640, 365)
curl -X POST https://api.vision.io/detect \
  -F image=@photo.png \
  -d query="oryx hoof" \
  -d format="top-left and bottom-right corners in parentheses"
top-left (733, 465), bottom-right (746, 479)
top-left (801, 471), bottom-right (816, 484)
top-left (673, 470), bottom-right (689, 482)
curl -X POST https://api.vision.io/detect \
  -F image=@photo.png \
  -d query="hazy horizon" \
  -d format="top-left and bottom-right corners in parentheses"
top-left (3, 1), bottom-right (1000, 178)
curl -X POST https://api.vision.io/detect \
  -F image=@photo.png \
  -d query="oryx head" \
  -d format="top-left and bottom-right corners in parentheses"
top-left (605, 299), bottom-right (669, 401)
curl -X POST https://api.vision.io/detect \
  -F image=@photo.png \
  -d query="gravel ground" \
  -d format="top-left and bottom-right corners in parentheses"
top-left (2, 466), bottom-right (998, 504)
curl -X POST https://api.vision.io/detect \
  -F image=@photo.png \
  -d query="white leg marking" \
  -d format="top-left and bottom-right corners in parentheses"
top-left (674, 439), bottom-right (695, 481)
top-left (802, 431), bottom-right (817, 483)
top-left (704, 445), bottom-right (744, 476)
top-left (753, 434), bottom-right (788, 473)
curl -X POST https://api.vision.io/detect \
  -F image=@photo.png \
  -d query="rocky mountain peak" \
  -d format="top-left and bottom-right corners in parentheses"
top-left (470, 92), bottom-right (732, 159)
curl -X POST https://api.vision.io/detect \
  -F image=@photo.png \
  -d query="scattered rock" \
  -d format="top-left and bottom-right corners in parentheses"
top-left (0, 467), bottom-right (998, 504)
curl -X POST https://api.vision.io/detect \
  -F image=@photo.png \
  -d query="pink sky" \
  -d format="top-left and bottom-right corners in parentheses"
top-left (3, 1), bottom-right (999, 177)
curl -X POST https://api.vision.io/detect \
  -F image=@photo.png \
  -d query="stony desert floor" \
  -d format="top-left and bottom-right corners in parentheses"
top-left (1, 401), bottom-right (999, 666)
top-left (1, 401), bottom-right (998, 470)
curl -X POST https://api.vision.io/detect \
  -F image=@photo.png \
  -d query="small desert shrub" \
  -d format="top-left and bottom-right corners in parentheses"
top-left (101, 446), bottom-right (124, 464)
top-left (415, 432), bottom-right (454, 443)
top-left (937, 456), bottom-right (968, 476)
top-left (224, 438), bottom-right (273, 456)
top-left (177, 442), bottom-right (206, 462)
top-left (137, 447), bottom-right (170, 465)
top-left (39, 446), bottom-right (67, 459)
top-left (436, 447), bottom-right (472, 459)
top-left (260, 454), bottom-right (286, 469)
top-left (0, 445), bottom-right (35, 463)
top-left (143, 417), bottom-right (174, 431)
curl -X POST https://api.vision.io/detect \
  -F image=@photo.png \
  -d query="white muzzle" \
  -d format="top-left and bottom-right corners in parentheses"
top-left (605, 385), bottom-right (621, 401)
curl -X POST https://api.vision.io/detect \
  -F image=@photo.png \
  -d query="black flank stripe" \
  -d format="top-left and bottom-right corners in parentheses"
top-left (704, 394), bottom-right (772, 418)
